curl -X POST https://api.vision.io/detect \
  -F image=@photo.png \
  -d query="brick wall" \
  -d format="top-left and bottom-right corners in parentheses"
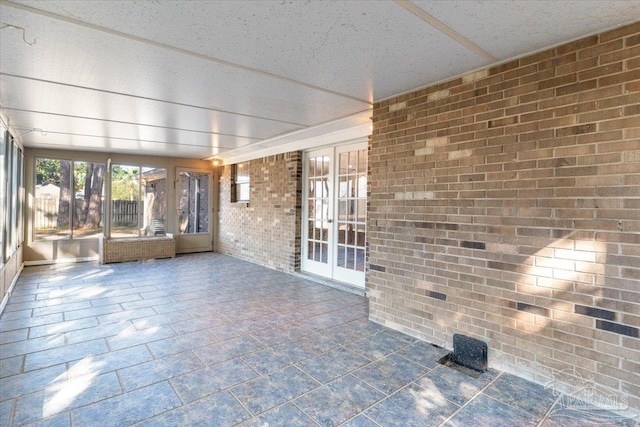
top-left (218, 151), bottom-right (302, 272)
top-left (369, 22), bottom-right (640, 408)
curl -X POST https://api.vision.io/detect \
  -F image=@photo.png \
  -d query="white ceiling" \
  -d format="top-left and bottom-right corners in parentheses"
top-left (1, 0), bottom-right (639, 162)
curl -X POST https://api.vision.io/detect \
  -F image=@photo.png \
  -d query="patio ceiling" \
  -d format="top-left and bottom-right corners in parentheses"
top-left (1, 0), bottom-right (639, 162)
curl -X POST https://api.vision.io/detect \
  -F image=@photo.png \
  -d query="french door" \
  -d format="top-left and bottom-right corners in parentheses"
top-left (302, 143), bottom-right (367, 288)
top-left (175, 168), bottom-right (213, 254)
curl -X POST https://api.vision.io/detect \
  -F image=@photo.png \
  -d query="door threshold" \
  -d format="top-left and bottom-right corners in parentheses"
top-left (293, 271), bottom-right (366, 297)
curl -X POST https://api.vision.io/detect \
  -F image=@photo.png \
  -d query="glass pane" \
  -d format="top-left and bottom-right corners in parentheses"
top-left (347, 200), bottom-right (356, 222)
top-left (358, 175), bottom-right (367, 197)
top-left (307, 241), bottom-right (314, 261)
top-left (338, 199), bottom-right (347, 220)
top-left (357, 199), bottom-right (366, 222)
top-left (346, 247), bottom-right (355, 270)
top-left (338, 176), bottom-right (348, 198)
top-left (347, 224), bottom-right (356, 245)
top-left (179, 171), bottom-right (210, 234)
top-left (339, 152), bottom-right (348, 175)
top-left (235, 162), bottom-right (250, 183)
top-left (320, 223), bottom-right (329, 242)
top-left (34, 158), bottom-right (71, 240)
top-left (323, 156), bottom-right (330, 176)
top-left (337, 245), bottom-right (346, 267)
top-left (72, 161), bottom-right (105, 239)
top-left (308, 158), bottom-right (316, 177)
top-left (358, 150), bottom-right (367, 174)
top-left (9, 140), bottom-right (18, 251)
top-left (356, 249), bottom-right (365, 272)
top-left (314, 199), bottom-right (322, 220)
top-left (356, 223), bottom-right (366, 247)
top-left (349, 151), bottom-right (357, 175)
top-left (338, 226), bottom-right (346, 244)
top-left (320, 178), bottom-right (328, 198)
top-left (111, 165), bottom-right (140, 237)
top-left (0, 127), bottom-right (5, 257)
top-left (141, 167), bottom-right (167, 236)
top-left (313, 242), bottom-right (321, 262)
top-left (308, 199), bottom-right (315, 219)
top-left (321, 243), bottom-right (328, 263)
top-left (238, 183), bottom-right (250, 201)
top-left (17, 152), bottom-right (24, 247)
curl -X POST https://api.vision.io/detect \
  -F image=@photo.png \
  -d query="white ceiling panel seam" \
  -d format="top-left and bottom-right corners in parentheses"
top-left (12, 128), bottom-right (239, 149)
top-left (3, 108), bottom-right (261, 140)
top-left (0, 73), bottom-right (310, 127)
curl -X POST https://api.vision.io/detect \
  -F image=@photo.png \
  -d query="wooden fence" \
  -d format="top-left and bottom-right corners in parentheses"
top-left (111, 200), bottom-right (138, 225)
top-left (34, 199), bottom-right (137, 229)
top-left (34, 199), bottom-right (60, 229)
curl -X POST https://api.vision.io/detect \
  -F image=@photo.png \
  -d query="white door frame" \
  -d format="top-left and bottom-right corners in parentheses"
top-left (301, 141), bottom-right (367, 288)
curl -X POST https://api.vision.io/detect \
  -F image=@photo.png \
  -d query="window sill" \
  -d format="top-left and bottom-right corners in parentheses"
top-left (231, 201), bottom-right (249, 207)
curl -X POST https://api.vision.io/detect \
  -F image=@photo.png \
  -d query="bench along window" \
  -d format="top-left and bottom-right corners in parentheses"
top-left (110, 165), bottom-right (167, 238)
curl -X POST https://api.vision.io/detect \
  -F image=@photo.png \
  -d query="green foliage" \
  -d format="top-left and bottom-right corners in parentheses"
top-left (112, 165), bottom-right (138, 181)
top-left (36, 158), bottom-right (60, 185)
top-left (111, 165), bottom-right (140, 201)
top-left (111, 179), bottom-right (139, 201)
top-left (74, 162), bottom-right (87, 191)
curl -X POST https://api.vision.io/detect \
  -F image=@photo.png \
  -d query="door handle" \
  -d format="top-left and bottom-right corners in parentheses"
top-left (327, 219), bottom-right (333, 223)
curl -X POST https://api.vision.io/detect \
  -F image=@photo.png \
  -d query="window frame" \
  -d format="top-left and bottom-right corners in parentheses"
top-left (109, 163), bottom-right (168, 238)
top-left (33, 157), bottom-right (106, 241)
top-left (231, 162), bottom-right (250, 203)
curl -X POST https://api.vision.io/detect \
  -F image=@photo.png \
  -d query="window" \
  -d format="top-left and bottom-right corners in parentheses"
top-left (17, 151), bottom-right (24, 246)
top-left (34, 158), bottom-right (105, 240)
top-left (232, 162), bottom-right (250, 203)
top-left (110, 165), bottom-right (166, 238)
top-left (73, 161), bottom-right (105, 238)
top-left (0, 128), bottom-right (6, 262)
top-left (0, 126), bottom-right (24, 261)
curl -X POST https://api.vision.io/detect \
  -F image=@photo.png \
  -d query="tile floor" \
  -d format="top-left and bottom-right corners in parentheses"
top-left (0, 253), bottom-right (637, 426)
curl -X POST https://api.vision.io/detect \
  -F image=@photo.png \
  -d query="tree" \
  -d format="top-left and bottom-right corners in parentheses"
top-left (80, 162), bottom-right (93, 224)
top-left (85, 163), bottom-right (105, 229)
top-left (56, 160), bottom-right (71, 228)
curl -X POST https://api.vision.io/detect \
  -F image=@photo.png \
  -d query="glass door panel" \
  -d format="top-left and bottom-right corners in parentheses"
top-left (303, 151), bottom-right (332, 275)
top-left (333, 146), bottom-right (367, 285)
top-left (176, 168), bottom-right (212, 254)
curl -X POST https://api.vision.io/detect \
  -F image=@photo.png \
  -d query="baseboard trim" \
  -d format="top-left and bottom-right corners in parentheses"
top-left (24, 257), bottom-right (99, 266)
